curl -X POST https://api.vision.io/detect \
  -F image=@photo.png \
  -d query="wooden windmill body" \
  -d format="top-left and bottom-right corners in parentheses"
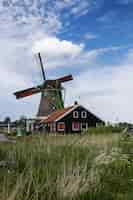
top-left (14, 53), bottom-right (73, 117)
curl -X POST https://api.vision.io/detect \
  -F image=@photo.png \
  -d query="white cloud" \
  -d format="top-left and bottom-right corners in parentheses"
top-left (54, 0), bottom-right (103, 19)
top-left (0, 29), bottom-right (122, 120)
top-left (84, 33), bottom-right (98, 40)
top-left (97, 11), bottom-right (118, 24)
top-left (0, 0), bottom-right (102, 40)
top-left (66, 49), bottom-right (133, 123)
top-left (32, 36), bottom-right (86, 69)
top-left (70, 0), bottom-right (103, 17)
top-left (0, 0), bottom-right (103, 120)
top-left (54, 0), bottom-right (75, 10)
top-left (32, 36), bottom-right (122, 70)
top-left (0, 0), bottom-right (62, 40)
top-left (32, 36), bottom-right (84, 58)
top-left (71, 1), bottom-right (89, 17)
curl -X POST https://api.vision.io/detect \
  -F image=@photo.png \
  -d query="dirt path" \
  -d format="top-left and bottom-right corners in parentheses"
top-left (0, 133), bottom-right (10, 142)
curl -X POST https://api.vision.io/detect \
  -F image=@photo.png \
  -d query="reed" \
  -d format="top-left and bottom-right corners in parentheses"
top-left (0, 133), bottom-right (132, 200)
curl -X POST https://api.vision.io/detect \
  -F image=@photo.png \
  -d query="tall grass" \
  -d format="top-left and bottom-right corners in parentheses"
top-left (84, 125), bottom-right (123, 134)
top-left (0, 133), bottom-right (133, 200)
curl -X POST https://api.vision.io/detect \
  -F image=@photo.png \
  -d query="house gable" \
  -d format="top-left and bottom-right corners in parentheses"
top-left (55, 105), bottom-right (79, 122)
top-left (56, 105), bottom-right (103, 123)
top-left (56, 105), bottom-right (104, 133)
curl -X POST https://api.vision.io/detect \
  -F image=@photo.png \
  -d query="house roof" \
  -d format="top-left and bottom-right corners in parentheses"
top-left (41, 104), bottom-right (104, 124)
top-left (41, 105), bottom-right (76, 123)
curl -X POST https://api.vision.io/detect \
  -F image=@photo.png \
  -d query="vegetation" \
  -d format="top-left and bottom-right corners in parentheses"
top-left (84, 125), bottom-right (123, 134)
top-left (4, 116), bottom-right (11, 124)
top-left (0, 133), bottom-right (133, 200)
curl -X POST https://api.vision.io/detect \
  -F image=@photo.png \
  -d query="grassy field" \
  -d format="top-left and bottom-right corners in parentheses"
top-left (0, 133), bottom-right (133, 200)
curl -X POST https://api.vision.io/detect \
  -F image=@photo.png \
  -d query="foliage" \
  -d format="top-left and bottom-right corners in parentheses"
top-left (4, 116), bottom-right (11, 124)
top-left (0, 134), bottom-right (133, 200)
top-left (18, 116), bottom-right (27, 128)
top-left (117, 122), bottom-right (133, 129)
top-left (84, 125), bottom-right (123, 135)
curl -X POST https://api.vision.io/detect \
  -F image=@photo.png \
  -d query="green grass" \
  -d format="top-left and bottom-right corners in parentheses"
top-left (0, 133), bottom-right (133, 200)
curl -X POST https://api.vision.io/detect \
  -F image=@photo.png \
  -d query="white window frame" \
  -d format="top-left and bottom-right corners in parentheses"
top-left (81, 123), bottom-right (88, 131)
top-left (57, 122), bottom-right (65, 131)
top-left (81, 111), bottom-right (87, 119)
top-left (73, 111), bottom-right (79, 118)
top-left (72, 122), bottom-right (80, 131)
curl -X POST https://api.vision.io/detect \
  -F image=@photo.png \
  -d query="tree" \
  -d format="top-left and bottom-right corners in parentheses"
top-left (18, 116), bottom-right (27, 128)
top-left (4, 116), bottom-right (11, 124)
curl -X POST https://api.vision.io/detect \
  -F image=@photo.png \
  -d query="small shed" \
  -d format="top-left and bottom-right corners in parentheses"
top-left (40, 103), bottom-right (104, 133)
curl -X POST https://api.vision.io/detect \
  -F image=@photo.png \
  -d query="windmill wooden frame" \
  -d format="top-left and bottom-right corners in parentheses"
top-left (14, 53), bottom-right (73, 117)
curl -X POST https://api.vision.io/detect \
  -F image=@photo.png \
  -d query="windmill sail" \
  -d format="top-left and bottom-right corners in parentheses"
top-left (38, 53), bottom-right (46, 81)
top-left (57, 74), bottom-right (73, 83)
top-left (14, 86), bottom-right (41, 99)
top-left (13, 53), bottom-right (73, 117)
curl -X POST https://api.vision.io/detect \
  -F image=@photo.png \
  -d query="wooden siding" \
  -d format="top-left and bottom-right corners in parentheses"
top-left (56, 106), bottom-right (104, 133)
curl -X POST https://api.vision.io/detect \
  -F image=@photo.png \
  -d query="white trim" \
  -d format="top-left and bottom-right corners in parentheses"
top-left (81, 111), bottom-right (87, 118)
top-left (57, 122), bottom-right (65, 131)
top-left (36, 116), bottom-right (49, 120)
top-left (80, 105), bottom-right (103, 121)
top-left (55, 105), bottom-right (79, 122)
top-left (81, 123), bottom-right (88, 130)
top-left (73, 111), bottom-right (79, 118)
top-left (55, 104), bottom-right (103, 123)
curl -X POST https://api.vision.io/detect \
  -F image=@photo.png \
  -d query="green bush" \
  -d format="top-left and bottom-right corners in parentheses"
top-left (84, 125), bottom-right (123, 134)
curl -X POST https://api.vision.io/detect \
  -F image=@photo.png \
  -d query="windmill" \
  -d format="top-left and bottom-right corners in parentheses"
top-left (14, 53), bottom-right (73, 117)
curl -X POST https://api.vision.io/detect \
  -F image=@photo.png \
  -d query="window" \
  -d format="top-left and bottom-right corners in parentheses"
top-left (72, 122), bottom-right (80, 131)
top-left (73, 111), bottom-right (79, 118)
top-left (57, 122), bottom-right (65, 131)
top-left (81, 123), bottom-right (88, 131)
top-left (81, 111), bottom-right (87, 119)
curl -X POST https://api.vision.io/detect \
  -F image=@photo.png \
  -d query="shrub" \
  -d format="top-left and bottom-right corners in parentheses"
top-left (84, 125), bottom-right (123, 135)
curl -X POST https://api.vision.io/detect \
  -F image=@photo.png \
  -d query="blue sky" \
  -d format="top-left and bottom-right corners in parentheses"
top-left (0, 0), bottom-right (133, 122)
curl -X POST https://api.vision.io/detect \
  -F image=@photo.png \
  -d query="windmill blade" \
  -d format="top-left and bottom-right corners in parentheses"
top-left (57, 74), bottom-right (73, 83)
top-left (38, 53), bottom-right (46, 81)
top-left (14, 85), bottom-right (42, 99)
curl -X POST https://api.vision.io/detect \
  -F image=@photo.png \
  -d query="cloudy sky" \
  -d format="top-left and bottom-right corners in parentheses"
top-left (0, 0), bottom-right (133, 122)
